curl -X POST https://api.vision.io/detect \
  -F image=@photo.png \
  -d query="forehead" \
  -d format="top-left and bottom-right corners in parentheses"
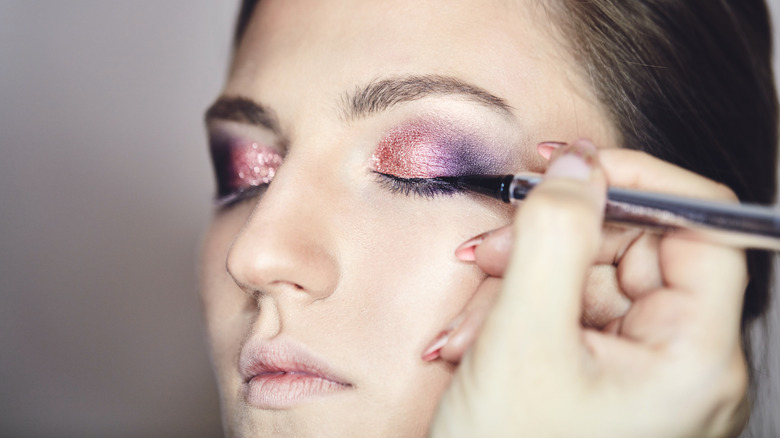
top-left (229, 1), bottom-right (564, 92)
top-left (224, 0), bottom-right (612, 146)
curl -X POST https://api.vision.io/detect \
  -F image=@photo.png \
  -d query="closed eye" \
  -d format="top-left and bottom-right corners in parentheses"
top-left (373, 171), bottom-right (465, 198)
top-left (214, 184), bottom-right (268, 209)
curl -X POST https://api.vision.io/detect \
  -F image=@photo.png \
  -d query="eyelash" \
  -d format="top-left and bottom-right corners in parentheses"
top-left (213, 169), bottom-right (464, 212)
top-left (374, 172), bottom-right (464, 198)
top-left (209, 138), bottom-right (282, 210)
top-left (214, 185), bottom-right (268, 209)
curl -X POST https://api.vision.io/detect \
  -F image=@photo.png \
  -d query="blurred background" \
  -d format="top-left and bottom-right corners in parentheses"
top-left (0, 1), bottom-right (778, 437)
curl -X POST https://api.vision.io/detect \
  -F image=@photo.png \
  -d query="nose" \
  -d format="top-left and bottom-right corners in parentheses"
top-left (225, 167), bottom-right (340, 303)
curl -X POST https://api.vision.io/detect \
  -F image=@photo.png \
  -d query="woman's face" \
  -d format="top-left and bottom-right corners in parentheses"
top-left (201, 1), bottom-right (616, 436)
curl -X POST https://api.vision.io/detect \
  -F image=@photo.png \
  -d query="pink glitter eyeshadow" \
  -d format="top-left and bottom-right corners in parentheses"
top-left (372, 121), bottom-right (459, 179)
top-left (229, 141), bottom-right (283, 188)
top-left (371, 118), bottom-right (498, 179)
top-left (210, 135), bottom-right (283, 200)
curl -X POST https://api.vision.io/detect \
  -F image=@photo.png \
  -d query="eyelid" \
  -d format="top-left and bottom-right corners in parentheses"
top-left (214, 185), bottom-right (268, 209)
top-left (373, 171), bottom-right (464, 198)
top-left (208, 130), bottom-right (284, 210)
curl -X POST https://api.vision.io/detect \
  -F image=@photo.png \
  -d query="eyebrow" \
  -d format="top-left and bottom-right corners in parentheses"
top-left (205, 96), bottom-right (282, 134)
top-left (204, 75), bottom-right (513, 130)
top-left (343, 75), bottom-right (513, 120)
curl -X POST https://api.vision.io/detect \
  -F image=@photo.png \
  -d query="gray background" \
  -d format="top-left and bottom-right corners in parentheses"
top-left (0, 2), bottom-right (778, 437)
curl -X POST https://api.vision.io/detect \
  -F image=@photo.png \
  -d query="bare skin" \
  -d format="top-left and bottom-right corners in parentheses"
top-left (200, 1), bottom-right (748, 436)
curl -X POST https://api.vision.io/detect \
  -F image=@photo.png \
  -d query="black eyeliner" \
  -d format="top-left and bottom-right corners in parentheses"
top-left (375, 172), bottom-right (466, 198)
top-left (453, 173), bottom-right (780, 250)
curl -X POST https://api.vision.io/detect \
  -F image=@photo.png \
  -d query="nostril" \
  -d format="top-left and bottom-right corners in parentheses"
top-left (271, 280), bottom-right (305, 291)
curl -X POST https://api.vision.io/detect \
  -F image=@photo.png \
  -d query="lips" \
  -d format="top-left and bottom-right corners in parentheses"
top-left (238, 340), bottom-right (353, 409)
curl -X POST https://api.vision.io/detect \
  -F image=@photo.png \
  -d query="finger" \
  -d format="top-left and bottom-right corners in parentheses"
top-left (457, 219), bottom-right (655, 332)
top-left (484, 139), bottom-right (607, 355)
top-left (454, 226), bottom-right (513, 277)
top-left (615, 232), bottom-right (662, 300)
top-left (538, 145), bottom-right (738, 201)
top-left (539, 149), bottom-right (670, 327)
top-left (657, 237), bottom-right (747, 344)
top-left (580, 225), bottom-right (658, 329)
top-left (581, 264), bottom-right (631, 329)
top-left (599, 148), bottom-right (738, 202)
top-left (474, 227), bottom-right (513, 277)
top-left (461, 231), bottom-right (649, 331)
top-left (435, 277), bottom-right (502, 364)
top-left (573, 232), bottom-right (664, 330)
top-left (575, 148), bottom-right (729, 305)
top-left (600, 149), bottom-right (746, 339)
top-left (592, 148), bottom-right (745, 343)
top-left (594, 224), bottom-right (643, 265)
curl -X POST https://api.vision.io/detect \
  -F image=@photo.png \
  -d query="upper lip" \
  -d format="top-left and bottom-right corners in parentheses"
top-left (238, 338), bottom-right (352, 387)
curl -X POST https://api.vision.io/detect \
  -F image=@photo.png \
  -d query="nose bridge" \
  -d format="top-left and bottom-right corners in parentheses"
top-left (226, 163), bottom-right (341, 302)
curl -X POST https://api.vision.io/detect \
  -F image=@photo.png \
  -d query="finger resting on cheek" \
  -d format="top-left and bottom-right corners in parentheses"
top-left (474, 226), bottom-right (513, 277)
top-left (439, 312), bottom-right (480, 364)
top-left (439, 277), bottom-right (502, 364)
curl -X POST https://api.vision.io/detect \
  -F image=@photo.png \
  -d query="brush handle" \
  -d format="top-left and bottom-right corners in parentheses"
top-left (507, 174), bottom-right (780, 251)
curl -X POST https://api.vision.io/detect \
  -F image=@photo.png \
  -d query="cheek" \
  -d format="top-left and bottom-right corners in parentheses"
top-left (335, 193), bottom-right (512, 359)
top-left (334, 201), bottom-right (497, 369)
top-left (334, 230), bottom-right (482, 426)
top-left (355, 234), bottom-right (481, 331)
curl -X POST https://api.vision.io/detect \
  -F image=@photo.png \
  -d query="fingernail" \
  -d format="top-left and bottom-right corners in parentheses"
top-left (454, 232), bottom-right (488, 262)
top-left (422, 331), bottom-right (450, 361)
top-left (537, 141), bottom-right (567, 160)
top-left (545, 139), bottom-right (598, 181)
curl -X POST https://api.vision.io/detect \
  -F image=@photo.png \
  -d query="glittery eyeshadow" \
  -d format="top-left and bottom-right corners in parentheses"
top-left (371, 119), bottom-right (498, 178)
top-left (210, 134), bottom-right (283, 199)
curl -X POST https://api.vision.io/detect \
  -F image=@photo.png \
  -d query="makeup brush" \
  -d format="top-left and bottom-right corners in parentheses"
top-left (443, 173), bottom-right (780, 250)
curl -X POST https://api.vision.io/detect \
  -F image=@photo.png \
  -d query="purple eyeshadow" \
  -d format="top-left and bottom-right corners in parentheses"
top-left (371, 119), bottom-right (500, 178)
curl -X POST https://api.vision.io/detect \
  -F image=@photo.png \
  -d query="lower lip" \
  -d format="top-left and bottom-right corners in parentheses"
top-left (244, 372), bottom-right (350, 409)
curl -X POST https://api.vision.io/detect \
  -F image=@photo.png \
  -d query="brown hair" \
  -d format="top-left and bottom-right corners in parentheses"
top-left (232, 0), bottom-right (777, 357)
top-left (552, 0), bottom-right (777, 330)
